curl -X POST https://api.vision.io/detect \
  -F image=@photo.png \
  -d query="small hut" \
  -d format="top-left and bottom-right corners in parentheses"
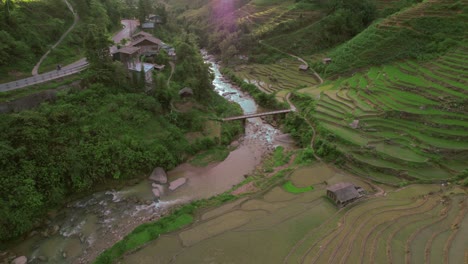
top-left (299, 64), bottom-right (309, 71)
top-left (154, 64), bottom-right (166, 71)
top-left (179, 87), bottom-right (194, 98)
top-left (323, 58), bottom-right (332, 64)
top-left (326, 182), bottom-right (364, 207)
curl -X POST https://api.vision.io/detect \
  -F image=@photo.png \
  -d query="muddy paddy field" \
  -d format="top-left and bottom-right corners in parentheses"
top-left (120, 163), bottom-right (467, 264)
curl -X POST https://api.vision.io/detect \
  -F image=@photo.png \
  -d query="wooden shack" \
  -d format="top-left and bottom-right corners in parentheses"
top-left (326, 182), bottom-right (363, 207)
top-left (179, 87), bottom-right (194, 98)
top-left (323, 58), bottom-right (332, 64)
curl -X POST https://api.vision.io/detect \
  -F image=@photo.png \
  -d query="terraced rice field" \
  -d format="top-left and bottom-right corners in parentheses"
top-left (234, 58), bottom-right (319, 94)
top-left (299, 46), bottom-right (468, 184)
top-left (234, 1), bottom-right (322, 37)
top-left (120, 164), bottom-right (466, 263)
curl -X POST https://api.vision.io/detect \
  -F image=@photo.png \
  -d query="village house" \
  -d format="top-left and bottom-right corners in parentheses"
top-left (111, 31), bottom-right (168, 84)
top-left (113, 46), bottom-right (141, 69)
top-left (326, 182), bottom-right (365, 207)
top-left (131, 35), bottom-right (162, 56)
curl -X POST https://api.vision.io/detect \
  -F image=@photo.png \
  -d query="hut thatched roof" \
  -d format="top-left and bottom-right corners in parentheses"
top-left (178, 87), bottom-right (194, 96)
top-left (327, 182), bottom-right (360, 203)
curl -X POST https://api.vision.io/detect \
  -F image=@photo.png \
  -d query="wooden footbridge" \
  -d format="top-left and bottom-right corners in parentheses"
top-left (222, 109), bottom-right (293, 121)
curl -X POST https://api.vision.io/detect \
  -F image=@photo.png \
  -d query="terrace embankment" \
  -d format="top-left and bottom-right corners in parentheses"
top-left (297, 45), bottom-right (468, 185)
top-left (121, 163), bottom-right (466, 263)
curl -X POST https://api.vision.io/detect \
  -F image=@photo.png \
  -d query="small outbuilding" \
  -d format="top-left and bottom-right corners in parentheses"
top-left (141, 22), bottom-right (155, 29)
top-left (326, 182), bottom-right (364, 207)
top-left (128, 62), bottom-right (154, 84)
top-left (323, 58), bottom-right (332, 64)
top-left (179, 87), bottom-right (194, 98)
top-left (299, 64), bottom-right (309, 71)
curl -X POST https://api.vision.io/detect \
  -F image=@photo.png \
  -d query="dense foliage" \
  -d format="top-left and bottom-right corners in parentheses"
top-left (0, 0), bottom-right (72, 74)
top-left (318, 0), bottom-right (467, 75)
top-left (265, 0), bottom-right (377, 55)
top-left (0, 26), bottom-right (242, 241)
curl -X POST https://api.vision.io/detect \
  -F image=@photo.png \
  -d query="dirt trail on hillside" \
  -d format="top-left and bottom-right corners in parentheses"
top-left (32, 0), bottom-right (79, 75)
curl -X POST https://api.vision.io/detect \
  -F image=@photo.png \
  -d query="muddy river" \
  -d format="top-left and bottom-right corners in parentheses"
top-left (3, 55), bottom-right (293, 263)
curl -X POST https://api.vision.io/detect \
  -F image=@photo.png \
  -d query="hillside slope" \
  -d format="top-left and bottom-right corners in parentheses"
top-left (298, 44), bottom-right (467, 184)
top-left (320, 0), bottom-right (468, 75)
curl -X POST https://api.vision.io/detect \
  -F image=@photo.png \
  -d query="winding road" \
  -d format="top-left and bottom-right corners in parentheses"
top-left (0, 20), bottom-right (138, 93)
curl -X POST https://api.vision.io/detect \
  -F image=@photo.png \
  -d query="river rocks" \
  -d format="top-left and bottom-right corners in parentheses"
top-left (28, 230), bottom-right (38, 237)
top-left (50, 225), bottom-right (60, 236)
top-left (152, 188), bottom-right (161, 198)
top-left (11, 256), bottom-right (27, 264)
top-left (37, 256), bottom-right (48, 262)
top-left (169, 178), bottom-right (187, 191)
top-left (41, 230), bottom-right (49, 238)
top-left (230, 140), bottom-right (240, 148)
top-left (149, 167), bottom-right (168, 184)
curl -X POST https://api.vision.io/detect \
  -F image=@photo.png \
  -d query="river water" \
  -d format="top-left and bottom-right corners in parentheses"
top-left (3, 55), bottom-right (291, 263)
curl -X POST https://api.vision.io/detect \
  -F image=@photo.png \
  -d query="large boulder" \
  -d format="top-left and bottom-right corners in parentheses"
top-left (11, 256), bottom-right (27, 264)
top-left (169, 178), bottom-right (187, 191)
top-left (148, 167), bottom-right (168, 184)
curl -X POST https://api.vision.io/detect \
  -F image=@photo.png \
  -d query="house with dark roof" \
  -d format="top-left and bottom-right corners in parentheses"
top-left (326, 182), bottom-right (364, 207)
top-left (131, 35), bottom-right (162, 56)
top-left (131, 31), bottom-right (153, 42)
top-left (113, 46), bottom-right (141, 69)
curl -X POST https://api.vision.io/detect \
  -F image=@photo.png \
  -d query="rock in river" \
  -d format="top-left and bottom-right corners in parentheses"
top-left (169, 178), bottom-right (187, 191)
top-left (152, 188), bottom-right (161, 198)
top-left (148, 167), bottom-right (168, 184)
top-left (11, 256), bottom-right (27, 264)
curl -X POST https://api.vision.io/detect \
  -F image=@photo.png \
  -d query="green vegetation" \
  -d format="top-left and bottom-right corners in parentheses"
top-left (222, 67), bottom-right (288, 109)
top-left (298, 46), bottom-right (468, 183)
top-left (94, 209), bottom-right (194, 264)
top-left (0, 27), bottom-right (242, 241)
top-left (266, 0), bottom-right (377, 55)
top-left (282, 181), bottom-right (314, 193)
top-left (0, 0), bottom-right (73, 80)
top-left (319, 0), bottom-right (468, 75)
top-left (94, 192), bottom-right (237, 264)
top-left (190, 146), bottom-right (230, 167)
top-left (272, 146), bottom-right (291, 167)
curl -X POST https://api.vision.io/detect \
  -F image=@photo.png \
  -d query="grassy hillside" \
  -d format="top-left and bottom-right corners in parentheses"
top-left (298, 45), bottom-right (467, 184)
top-left (319, 0), bottom-right (467, 75)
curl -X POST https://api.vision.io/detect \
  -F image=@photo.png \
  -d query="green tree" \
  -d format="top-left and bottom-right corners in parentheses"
top-left (83, 24), bottom-right (114, 82)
